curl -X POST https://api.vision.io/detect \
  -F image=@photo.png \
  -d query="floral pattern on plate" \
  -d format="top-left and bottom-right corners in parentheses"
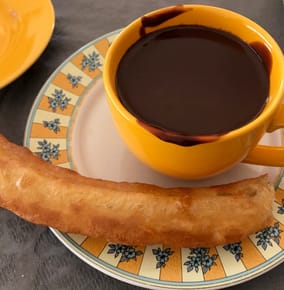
top-left (24, 30), bottom-right (284, 290)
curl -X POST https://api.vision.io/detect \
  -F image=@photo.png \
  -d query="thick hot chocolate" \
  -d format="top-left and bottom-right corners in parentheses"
top-left (116, 25), bottom-right (269, 144)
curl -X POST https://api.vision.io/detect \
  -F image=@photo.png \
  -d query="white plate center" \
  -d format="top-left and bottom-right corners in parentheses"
top-left (71, 79), bottom-right (281, 188)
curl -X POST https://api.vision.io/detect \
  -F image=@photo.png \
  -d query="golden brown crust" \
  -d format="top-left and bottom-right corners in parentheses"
top-left (0, 134), bottom-right (275, 247)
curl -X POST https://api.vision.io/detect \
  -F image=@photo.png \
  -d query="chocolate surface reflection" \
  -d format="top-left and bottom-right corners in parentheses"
top-left (250, 41), bottom-right (272, 74)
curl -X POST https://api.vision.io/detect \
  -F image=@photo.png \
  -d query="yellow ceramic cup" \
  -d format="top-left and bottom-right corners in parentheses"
top-left (103, 5), bottom-right (284, 179)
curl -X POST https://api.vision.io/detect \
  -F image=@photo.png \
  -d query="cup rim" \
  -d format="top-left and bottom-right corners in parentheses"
top-left (103, 4), bottom-right (284, 143)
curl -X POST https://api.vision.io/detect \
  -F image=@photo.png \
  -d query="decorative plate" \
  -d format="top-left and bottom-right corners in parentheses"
top-left (24, 30), bottom-right (284, 290)
top-left (0, 0), bottom-right (55, 88)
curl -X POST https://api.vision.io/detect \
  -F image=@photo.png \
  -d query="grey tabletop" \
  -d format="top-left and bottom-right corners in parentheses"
top-left (1, 0), bottom-right (284, 289)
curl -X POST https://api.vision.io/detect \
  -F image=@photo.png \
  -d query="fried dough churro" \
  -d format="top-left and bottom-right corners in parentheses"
top-left (0, 135), bottom-right (274, 247)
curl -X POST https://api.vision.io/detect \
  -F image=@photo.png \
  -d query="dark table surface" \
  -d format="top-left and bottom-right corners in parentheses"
top-left (1, 0), bottom-right (284, 289)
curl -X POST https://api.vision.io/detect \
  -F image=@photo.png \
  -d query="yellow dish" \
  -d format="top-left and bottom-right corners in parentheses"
top-left (0, 0), bottom-right (55, 88)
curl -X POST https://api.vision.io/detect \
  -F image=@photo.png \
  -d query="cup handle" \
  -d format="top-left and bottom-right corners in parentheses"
top-left (244, 104), bottom-right (284, 166)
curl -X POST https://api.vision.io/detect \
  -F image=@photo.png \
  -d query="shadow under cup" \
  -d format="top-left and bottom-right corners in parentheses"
top-left (103, 5), bottom-right (284, 179)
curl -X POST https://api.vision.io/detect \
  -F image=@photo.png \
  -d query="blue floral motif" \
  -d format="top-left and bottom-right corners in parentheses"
top-left (107, 244), bottom-right (143, 262)
top-left (152, 247), bottom-right (174, 269)
top-left (67, 73), bottom-right (82, 88)
top-left (277, 199), bottom-right (284, 214)
top-left (36, 140), bottom-right (60, 162)
top-left (255, 222), bottom-right (282, 250)
top-left (184, 248), bottom-right (218, 274)
top-left (223, 242), bottom-right (243, 262)
top-left (43, 118), bottom-right (61, 133)
top-left (81, 52), bottom-right (102, 72)
top-left (48, 89), bottom-right (71, 112)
